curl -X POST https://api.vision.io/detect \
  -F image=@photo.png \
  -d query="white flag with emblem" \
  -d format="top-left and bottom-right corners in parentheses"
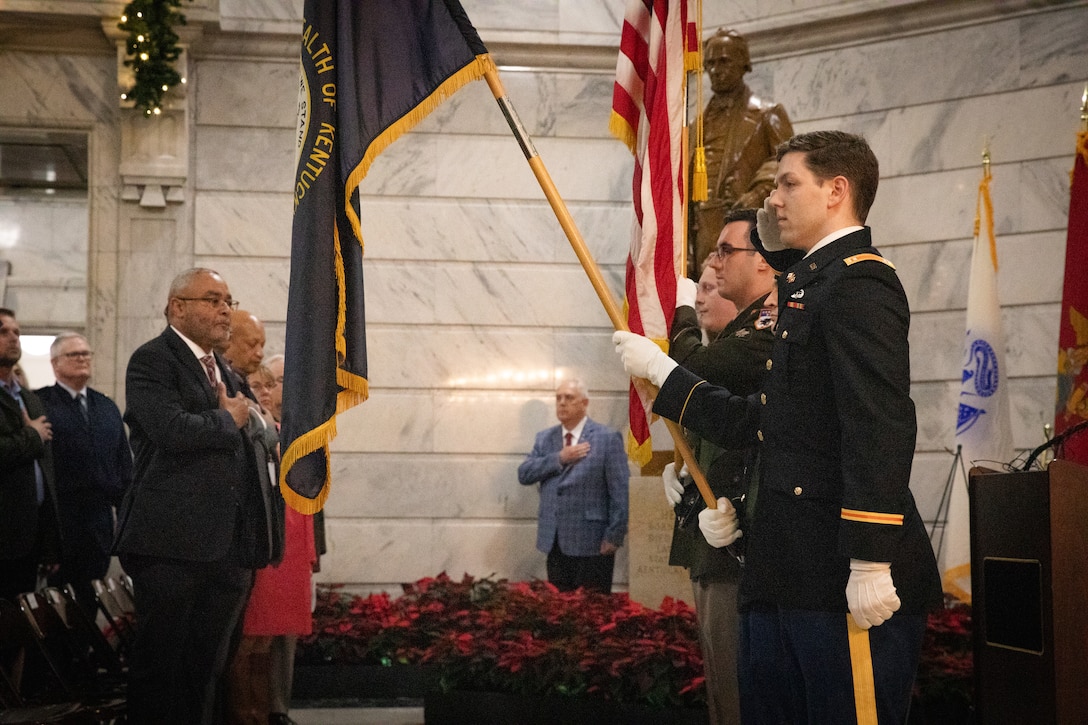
top-left (944, 163), bottom-right (1015, 603)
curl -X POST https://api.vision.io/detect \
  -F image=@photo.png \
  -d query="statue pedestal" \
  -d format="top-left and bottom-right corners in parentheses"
top-left (627, 474), bottom-right (693, 608)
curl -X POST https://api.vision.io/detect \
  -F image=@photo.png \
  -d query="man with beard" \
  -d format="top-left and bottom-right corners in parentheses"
top-left (0, 308), bottom-right (59, 601)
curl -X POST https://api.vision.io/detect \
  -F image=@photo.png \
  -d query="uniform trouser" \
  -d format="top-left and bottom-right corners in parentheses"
top-left (739, 607), bottom-right (926, 725)
top-left (692, 577), bottom-right (741, 725)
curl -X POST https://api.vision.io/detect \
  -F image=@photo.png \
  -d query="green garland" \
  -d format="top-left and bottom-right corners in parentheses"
top-left (118, 0), bottom-right (188, 116)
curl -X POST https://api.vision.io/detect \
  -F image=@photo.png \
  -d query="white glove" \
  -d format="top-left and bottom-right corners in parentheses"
top-left (612, 331), bottom-right (678, 388)
top-left (697, 497), bottom-right (742, 548)
top-left (756, 196), bottom-right (786, 252)
top-left (845, 559), bottom-right (901, 629)
top-left (662, 462), bottom-right (685, 507)
top-left (675, 277), bottom-right (698, 309)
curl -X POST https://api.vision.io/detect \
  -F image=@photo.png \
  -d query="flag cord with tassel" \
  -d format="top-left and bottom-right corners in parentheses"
top-left (482, 63), bottom-right (718, 510)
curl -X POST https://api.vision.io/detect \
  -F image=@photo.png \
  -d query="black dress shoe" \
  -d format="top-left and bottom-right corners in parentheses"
top-left (269, 713), bottom-right (298, 725)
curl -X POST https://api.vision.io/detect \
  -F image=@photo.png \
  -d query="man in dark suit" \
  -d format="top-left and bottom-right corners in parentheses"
top-left (615, 132), bottom-right (942, 724)
top-left (38, 332), bottom-right (132, 612)
top-left (0, 308), bottom-right (60, 601)
top-left (115, 268), bottom-right (271, 725)
top-left (517, 379), bottom-right (629, 593)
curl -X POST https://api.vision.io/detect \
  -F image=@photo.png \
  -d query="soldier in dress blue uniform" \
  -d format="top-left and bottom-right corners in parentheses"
top-left (614, 131), bottom-right (942, 725)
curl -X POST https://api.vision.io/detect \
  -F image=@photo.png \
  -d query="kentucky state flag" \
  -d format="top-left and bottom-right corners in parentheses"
top-left (281, 0), bottom-right (491, 513)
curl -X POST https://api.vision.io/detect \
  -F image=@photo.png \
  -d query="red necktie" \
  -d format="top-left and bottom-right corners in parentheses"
top-left (200, 354), bottom-right (217, 388)
top-left (565, 432), bottom-right (573, 447)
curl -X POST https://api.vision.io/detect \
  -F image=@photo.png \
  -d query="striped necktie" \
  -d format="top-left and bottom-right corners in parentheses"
top-left (77, 392), bottom-right (89, 424)
top-left (200, 354), bottom-right (217, 388)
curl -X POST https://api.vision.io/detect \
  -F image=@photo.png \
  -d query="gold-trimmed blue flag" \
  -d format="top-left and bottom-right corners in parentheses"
top-left (281, 0), bottom-right (492, 513)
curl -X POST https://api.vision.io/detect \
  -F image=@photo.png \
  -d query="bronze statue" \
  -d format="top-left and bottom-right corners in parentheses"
top-left (691, 29), bottom-right (793, 275)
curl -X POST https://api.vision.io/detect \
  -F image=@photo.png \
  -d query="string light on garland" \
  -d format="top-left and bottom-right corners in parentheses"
top-left (118, 0), bottom-right (189, 116)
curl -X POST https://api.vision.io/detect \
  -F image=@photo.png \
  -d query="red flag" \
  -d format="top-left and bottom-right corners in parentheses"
top-left (609, 0), bottom-right (688, 466)
top-left (1055, 130), bottom-right (1088, 464)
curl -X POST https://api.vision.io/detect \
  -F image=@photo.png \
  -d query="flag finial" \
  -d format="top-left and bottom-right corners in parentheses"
top-left (1080, 82), bottom-right (1087, 131)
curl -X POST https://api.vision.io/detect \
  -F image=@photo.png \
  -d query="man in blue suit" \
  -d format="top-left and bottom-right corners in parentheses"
top-left (37, 331), bottom-right (133, 613)
top-left (518, 379), bottom-right (629, 593)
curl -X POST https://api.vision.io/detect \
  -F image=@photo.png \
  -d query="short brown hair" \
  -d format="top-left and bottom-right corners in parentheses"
top-left (777, 131), bottom-right (879, 223)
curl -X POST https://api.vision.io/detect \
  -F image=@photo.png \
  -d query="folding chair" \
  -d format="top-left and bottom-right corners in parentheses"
top-left (87, 582), bottom-right (133, 657)
top-left (17, 593), bottom-right (126, 722)
top-left (0, 598), bottom-right (95, 724)
top-left (102, 580), bottom-right (133, 619)
top-left (42, 588), bottom-right (125, 675)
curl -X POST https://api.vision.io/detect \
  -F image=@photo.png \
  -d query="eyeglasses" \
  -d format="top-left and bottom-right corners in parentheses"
top-left (175, 296), bottom-right (240, 310)
top-left (712, 243), bottom-right (759, 260)
top-left (59, 351), bottom-right (93, 360)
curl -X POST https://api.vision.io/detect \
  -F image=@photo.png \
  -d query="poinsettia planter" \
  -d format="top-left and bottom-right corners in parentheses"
top-left (298, 576), bottom-right (708, 712)
top-left (423, 689), bottom-right (709, 725)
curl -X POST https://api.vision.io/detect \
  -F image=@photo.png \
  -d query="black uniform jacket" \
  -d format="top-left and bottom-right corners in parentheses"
top-left (655, 228), bottom-right (942, 614)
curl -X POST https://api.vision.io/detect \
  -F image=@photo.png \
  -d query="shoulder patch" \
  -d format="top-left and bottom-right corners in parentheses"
top-left (843, 253), bottom-right (895, 270)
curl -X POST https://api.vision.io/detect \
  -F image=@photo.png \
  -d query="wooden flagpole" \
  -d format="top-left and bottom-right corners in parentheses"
top-left (481, 64), bottom-right (718, 510)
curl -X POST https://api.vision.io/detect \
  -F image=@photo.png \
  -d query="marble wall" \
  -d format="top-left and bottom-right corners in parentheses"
top-left (1, 0), bottom-right (1085, 597)
top-left (0, 194), bottom-right (88, 333)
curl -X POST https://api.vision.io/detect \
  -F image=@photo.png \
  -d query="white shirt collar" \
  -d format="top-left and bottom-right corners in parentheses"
top-left (804, 225), bottom-right (864, 258)
top-left (171, 325), bottom-right (220, 384)
top-left (56, 380), bottom-right (87, 399)
top-left (171, 325), bottom-right (212, 359)
top-left (563, 417), bottom-right (587, 443)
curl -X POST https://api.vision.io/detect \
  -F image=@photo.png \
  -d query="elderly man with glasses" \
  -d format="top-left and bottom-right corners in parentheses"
top-left (37, 331), bottom-right (133, 613)
top-left (115, 267), bottom-right (277, 725)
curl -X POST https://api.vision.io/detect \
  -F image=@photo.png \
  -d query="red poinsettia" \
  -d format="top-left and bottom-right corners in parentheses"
top-left (913, 597), bottom-right (973, 715)
top-left (299, 573), bottom-right (706, 707)
top-left (299, 573), bottom-right (971, 713)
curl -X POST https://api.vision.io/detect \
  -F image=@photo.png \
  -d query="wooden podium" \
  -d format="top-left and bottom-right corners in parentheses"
top-left (969, 459), bottom-right (1088, 724)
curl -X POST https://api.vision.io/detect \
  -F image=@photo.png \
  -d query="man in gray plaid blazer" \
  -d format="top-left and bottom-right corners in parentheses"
top-left (517, 379), bottom-right (629, 593)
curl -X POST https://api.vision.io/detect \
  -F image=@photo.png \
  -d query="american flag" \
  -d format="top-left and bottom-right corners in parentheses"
top-left (610, 0), bottom-right (690, 465)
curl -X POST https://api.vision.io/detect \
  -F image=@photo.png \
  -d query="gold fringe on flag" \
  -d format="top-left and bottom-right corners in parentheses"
top-left (609, 113), bottom-right (637, 155)
top-left (343, 54), bottom-right (497, 250)
top-left (280, 54), bottom-right (495, 515)
top-left (975, 152), bottom-right (998, 271)
top-left (689, 0), bottom-right (707, 202)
